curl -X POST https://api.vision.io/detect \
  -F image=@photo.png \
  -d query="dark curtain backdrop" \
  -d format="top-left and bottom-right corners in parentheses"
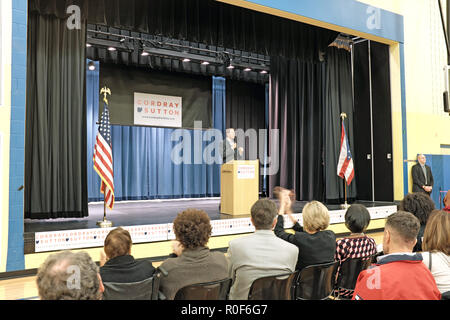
top-left (226, 80), bottom-right (266, 160)
top-left (98, 63), bottom-right (213, 128)
top-left (324, 47), bottom-right (356, 201)
top-left (29, 0), bottom-right (343, 208)
top-left (269, 56), bottom-right (326, 201)
top-left (31, 0), bottom-right (338, 62)
top-left (25, 12), bottom-right (88, 218)
top-left (225, 79), bottom-right (266, 193)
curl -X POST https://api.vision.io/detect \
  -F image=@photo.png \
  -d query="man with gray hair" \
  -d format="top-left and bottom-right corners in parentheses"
top-left (226, 199), bottom-right (298, 300)
top-left (36, 251), bottom-right (104, 300)
top-left (412, 154), bottom-right (434, 195)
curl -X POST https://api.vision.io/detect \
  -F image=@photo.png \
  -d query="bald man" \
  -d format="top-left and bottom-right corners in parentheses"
top-left (411, 154), bottom-right (434, 195)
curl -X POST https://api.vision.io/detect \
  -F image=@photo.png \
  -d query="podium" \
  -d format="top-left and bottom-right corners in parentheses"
top-left (220, 160), bottom-right (259, 216)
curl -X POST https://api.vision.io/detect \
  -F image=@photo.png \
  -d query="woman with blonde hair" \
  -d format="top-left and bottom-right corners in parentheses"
top-left (274, 196), bottom-right (336, 271)
top-left (421, 210), bottom-right (450, 295)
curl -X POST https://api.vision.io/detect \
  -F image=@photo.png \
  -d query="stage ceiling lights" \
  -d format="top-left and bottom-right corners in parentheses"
top-left (87, 61), bottom-right (96, 71)
top-left (86, 36), bottom-right (134, 52)
top-left (86, 26), bottom-right (270, 75)
top-left (141, 45), bottom-right (222, 65)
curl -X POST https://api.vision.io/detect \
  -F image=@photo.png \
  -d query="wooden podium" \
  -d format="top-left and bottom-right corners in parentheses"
top-left (220, 160), bottom-right (259, 216)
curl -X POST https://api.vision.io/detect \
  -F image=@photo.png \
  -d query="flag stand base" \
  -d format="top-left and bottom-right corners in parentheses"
top-left (97, 219), bottom-right (113, 228)
top-left (340, 202), bottom-right (350, 210)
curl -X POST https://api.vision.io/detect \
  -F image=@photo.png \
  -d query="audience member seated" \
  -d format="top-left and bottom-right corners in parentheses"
top-left (335, 204), bottom-right (377, 299)
top-left (226, 199), bottom-right (298, 300)
top-left (274, 196), bottom-right (336, 271)
top-left (159, 209), bottom-right (228, 300)
top-left (421, 210), bottom-right (450, 295)
top-left (399, 192), bottom-right (435, 252)
top-left (352, 211), bottom-right (441, 300)
top-left (99, 227), bottom-right (155, 284)
top-left (443, 190), bottom-right (450, 213)
top-left (36, 251), bottom-right (104, 300)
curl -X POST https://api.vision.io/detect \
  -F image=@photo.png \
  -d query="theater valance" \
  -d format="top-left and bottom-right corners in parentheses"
top-left (29, 0), bottom-right (338, 62)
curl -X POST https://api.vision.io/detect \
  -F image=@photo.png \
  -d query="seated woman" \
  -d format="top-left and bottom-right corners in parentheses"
top-left (99, 227), bottom-right (155, 284)
top-left (398, 192), bottom-right (435, 252)
top-left (421, 210), bottom-right (450, 296)
top-left (274, 194), bottom-right (336, 271)
top-left (159, 208), bottom-right (229, 300)
top-left (335, 204), bottom-right (377, 299)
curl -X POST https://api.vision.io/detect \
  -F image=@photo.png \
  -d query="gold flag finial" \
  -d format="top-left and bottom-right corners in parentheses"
top-left (340, 112), bottom-right (347, 120)
top-left (100, 86), bottom-right (111, 104)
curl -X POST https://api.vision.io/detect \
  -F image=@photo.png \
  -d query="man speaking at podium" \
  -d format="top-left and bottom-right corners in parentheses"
top-left (221, 128), bottom-right (244, 163)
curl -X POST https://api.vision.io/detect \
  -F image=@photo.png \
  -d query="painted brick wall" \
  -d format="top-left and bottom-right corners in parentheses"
top-left (6, 0), bottom-right (27, 271)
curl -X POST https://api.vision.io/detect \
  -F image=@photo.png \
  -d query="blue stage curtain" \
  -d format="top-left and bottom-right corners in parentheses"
top-left (87, 61), bottom-right (222, 201)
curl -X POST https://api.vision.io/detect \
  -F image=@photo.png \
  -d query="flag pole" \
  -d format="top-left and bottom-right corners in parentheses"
top-left (340, 113), bottom-right (350, 210)
top-left (96, 86), bottom-right (113, 228)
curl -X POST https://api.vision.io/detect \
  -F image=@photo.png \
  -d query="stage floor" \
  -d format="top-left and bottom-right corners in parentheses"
top-left (24, 198), bottom-right (397, 233)
top-left (24, 198), bottom-right (397, 254)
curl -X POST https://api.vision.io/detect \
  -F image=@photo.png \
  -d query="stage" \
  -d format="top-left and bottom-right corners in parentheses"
top-left (24, 198), bottom-right (397, 254)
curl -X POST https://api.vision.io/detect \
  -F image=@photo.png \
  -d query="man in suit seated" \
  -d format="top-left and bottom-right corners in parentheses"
top-left (226, 199), bottom-right (299, 300)
top-left (412, 154), bottom-right (434, 195)
top-left (220, 128), bottom-right (244, 163)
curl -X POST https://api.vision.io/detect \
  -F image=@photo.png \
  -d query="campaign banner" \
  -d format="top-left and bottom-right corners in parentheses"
top-left (134, 92), bottom-right (182, 128)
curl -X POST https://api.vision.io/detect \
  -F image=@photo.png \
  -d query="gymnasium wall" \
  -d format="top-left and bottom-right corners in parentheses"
top-left (358, 0), bottom-right (450, 200)
top-left (4, 0), bottom-right (449, 273)
top-left (0, 0), bottom-right (12, 273)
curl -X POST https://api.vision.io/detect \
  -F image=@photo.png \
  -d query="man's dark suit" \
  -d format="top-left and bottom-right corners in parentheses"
top-left (411, 163), bottom-right (434, 195)
top-left (220, 138), bottom-right (244, 163)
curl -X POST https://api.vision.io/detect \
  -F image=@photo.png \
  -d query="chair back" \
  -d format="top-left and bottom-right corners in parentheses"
top-left (102, 271), bottom-right (162, 300)
top-left (248, 271), bottom-right (298, 300)
top-left (174, 278), bottom-right (232, 300)
top-left (335, 256), bottom-right (373, 293)
top-left (294, 261), bottom-right (339, 300)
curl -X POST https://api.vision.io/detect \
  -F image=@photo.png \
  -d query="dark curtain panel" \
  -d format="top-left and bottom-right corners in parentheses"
top-left (225, 80), bottom-right (266, 193)
top-left (323, 47), bottom-right (356, 202)
top-left (268, 56), bottom-right (326, 201)
top-left (25, 12), bottom-right (88, 219)
top-left (226, 79), bottom-right (266, 160)
top-left (31, 0), bottom-right (338, 62)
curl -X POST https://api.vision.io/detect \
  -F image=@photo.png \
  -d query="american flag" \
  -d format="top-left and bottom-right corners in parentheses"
top-left (337, 119), bottom-right (354, 186)
top-left (93, 102), bottom-right (114, 209)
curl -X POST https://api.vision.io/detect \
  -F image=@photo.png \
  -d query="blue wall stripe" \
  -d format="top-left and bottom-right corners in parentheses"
top-left (7, 0), bottom-right (27, 271)
top-left (399, 43), bottom-right (408, 197)
top-left (232, 0), bottom-right (404, 43)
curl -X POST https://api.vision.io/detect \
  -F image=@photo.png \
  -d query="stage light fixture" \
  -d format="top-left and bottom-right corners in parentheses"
top-left (201, 61), bottom-right (210, 65)
top-left (260, 70), bottom-right (268, 74)
top-left (183, 58), bottom-right (191, 62)
top-left (244, 67), bottom-right (252, 72)
top-left (88, 61), bottom-right (96, 71)
top-left (141, 51), bottom-right (150, 56)
top-left (108, 46), bottom-right (117, 51)
top-left (86, 43), bottom-right (92, 48)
